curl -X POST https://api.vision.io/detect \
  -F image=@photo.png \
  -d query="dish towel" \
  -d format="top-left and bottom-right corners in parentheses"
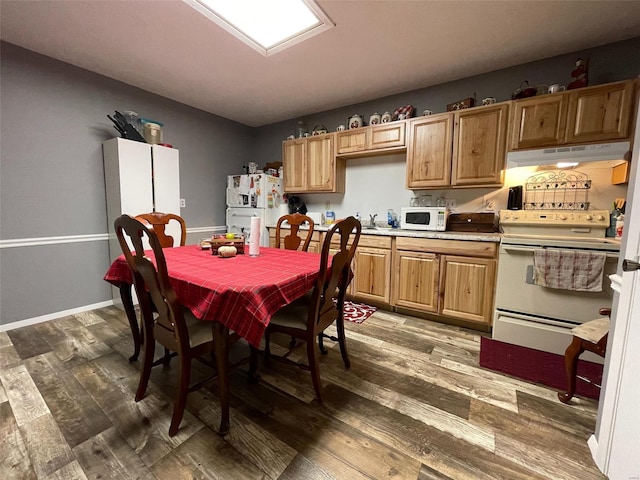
top-left (533, 249), bottom-right (606, 292)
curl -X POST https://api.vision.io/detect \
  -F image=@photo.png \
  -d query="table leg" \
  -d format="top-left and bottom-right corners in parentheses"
top-left (212, 322), bottom-right (230, 436)
top-left (119, 283), bottom-right (141, 362)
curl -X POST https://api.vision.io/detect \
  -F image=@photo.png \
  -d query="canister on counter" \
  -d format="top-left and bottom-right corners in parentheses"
top-left (325, 210), bottom-right (335, 225)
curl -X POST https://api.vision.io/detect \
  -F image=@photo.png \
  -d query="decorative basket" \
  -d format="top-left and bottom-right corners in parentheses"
top-left (210, 235), bottom-right (245, 255)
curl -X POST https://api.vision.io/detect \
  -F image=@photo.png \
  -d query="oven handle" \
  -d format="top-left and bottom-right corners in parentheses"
top-left (502, 245), bottom-right (619, 259)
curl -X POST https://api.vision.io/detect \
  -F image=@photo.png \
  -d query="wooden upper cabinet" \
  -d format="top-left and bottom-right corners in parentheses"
top-left (406, 113), bottom-right (454, 188)
top-left (452, 104), bottom-right (509, 186)
top-left (368, 122), bottom-right (406, 150)
top-left (306, 133), bottom-right (336, 191)
top-left (509, 79), bottom-right (635, 150)
top-left (565, 80), bottom-right (634, 144)
top-left (336, 121), bottom-right (406, 156)
top-left (282, 139), bottom-right (305, 192)
top-left (510, 94), bottom-right (568, 150)
top-left (282, 133), bottom-right (343, 193)
top-left (337, 129), bottom-right (368, 154)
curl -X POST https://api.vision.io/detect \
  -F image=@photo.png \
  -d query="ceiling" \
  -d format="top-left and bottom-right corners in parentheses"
top-left (2, 1), bottom-right (640, 127)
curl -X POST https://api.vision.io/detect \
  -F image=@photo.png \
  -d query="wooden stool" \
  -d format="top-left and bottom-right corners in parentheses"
top-left (558, 308), bottom-right (610, 404)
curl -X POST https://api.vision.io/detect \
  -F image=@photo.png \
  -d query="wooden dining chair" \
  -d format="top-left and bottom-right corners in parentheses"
top-left (275, 213), bottom-right (315, 251)
top-left (558, 307), bottom-right (610, 404)
top-left (135, 212), bottom-right (187, 247)
top-left (114, 214), bottom-right (237, 436)
top-left (264, 216), bottom-right (362, 401)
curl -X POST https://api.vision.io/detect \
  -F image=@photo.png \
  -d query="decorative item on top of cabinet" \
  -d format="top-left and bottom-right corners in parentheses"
top-left (447, 96), bottom-right (476, 111)
top-left (381, 111), bottom-right (392, 123)
top-left (568, 57), bottom-right (589, 90)
top-left (348, 114), bottom-right (364, 129)
top-left (282, 133), bottom-right (345, 193)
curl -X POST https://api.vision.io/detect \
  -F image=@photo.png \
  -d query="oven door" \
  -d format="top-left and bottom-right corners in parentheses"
top-left (494, 243), bottom-right (618, 324)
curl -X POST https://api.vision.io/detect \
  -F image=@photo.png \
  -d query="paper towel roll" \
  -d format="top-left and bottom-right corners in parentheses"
top-left (249, 216), bottom-right (261, 257)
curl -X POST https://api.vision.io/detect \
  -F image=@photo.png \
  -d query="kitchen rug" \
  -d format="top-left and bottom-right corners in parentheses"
top-left (479, 336), bottom-right (602, 400)
top-left (342, 300), bottom-right (377, 324)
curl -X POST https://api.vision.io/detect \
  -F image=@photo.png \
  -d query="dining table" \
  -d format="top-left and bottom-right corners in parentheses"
top-left (104, 245), bottom-right (323, 435)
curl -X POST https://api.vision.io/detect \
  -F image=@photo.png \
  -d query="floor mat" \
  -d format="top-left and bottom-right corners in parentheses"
top-left (342, 300), bottom-right (377, 324)
top-left (479, 336), bottom-right (602, 400)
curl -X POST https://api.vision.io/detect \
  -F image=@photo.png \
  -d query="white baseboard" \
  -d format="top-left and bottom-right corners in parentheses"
top-left (0, 300), bottom-right (114, 332)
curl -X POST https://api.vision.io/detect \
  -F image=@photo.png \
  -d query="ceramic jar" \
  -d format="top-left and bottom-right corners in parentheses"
top-left (349, 114), bottom-right (363, 129)
top-left (381, 111), bottom-right (392, 123)
top-left (369, 112), bottom-right (381, 125)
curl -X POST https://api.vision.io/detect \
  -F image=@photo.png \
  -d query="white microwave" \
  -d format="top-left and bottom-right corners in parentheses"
top-left (400, 207), bottom-right (449, 231)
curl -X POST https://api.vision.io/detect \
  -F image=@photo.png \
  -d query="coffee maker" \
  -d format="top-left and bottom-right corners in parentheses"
top-left (507, 186), bottom-right (523, 210)
top-left (288, 196), bottom-right (307, 215)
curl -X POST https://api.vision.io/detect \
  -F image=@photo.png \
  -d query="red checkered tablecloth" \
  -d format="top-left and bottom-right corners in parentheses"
top-left (104, 246), bottom-right (322, 347)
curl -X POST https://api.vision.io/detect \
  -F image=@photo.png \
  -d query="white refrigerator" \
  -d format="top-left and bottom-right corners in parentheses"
top-left (226, 174), bottom-right (283, 247)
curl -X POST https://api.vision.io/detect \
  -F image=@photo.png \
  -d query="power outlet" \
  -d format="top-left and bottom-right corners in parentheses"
top-left (180, 198), bottom-right (186, 208)
top-left (486, 200), bottom-right (496, 211)
top-left (445, 199), bottom-right (456, 209)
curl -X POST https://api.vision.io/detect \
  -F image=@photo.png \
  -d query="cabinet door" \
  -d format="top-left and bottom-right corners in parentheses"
top-left (368, 122), bottom-right (406, 150)
top-left (565, 81), bottom-right (634, 144)
top-left (452, 104), bottom-right (508, 186)
top-left (406, 114), bottom-right (453, 188)
top-left (510, 95), bottom-right (568, 150)
top-left (282, 139), bottom-right (305, 192)
top-left (337, 129), bottom-right (368, 154)
top-left (352, 247), bottom-right (391, 304)
top-left (306, 133), bottom-right (335, 191)
top-left (440, 256), bottom-right (496, 325)
top-left (393, 250), bottom-right (439, 313)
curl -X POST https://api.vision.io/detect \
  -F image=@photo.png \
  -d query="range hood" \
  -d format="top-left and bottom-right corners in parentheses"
top-left (506, 141), bottom-right (630, 168)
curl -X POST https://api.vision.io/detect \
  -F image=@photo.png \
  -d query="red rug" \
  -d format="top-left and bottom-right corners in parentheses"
top-left (479, 337), bottom-right (603, 400)
top-left (342, 300), bottom-right (377, 324)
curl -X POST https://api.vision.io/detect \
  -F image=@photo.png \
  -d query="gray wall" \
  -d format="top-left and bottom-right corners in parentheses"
top-left (0, 42), bottom-right (252, 326)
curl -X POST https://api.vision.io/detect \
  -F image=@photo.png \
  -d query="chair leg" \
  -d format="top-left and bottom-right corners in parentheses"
top-left (169, 355), bottom-right (191, 437)
top-left (307, 338), bottom-right (323, 402)
top-left (318, 333), bottom-right (327, 354)
top-left (248, 345), bottom-right (260, 383)
top-left (558, 336), bottom-right (584, 404)
top-left (135, 333), bottom-right (155, 402)
top-left (336, 317), bottom-right (351, 369)
top-left (264, 330), bottom-right (271, 367)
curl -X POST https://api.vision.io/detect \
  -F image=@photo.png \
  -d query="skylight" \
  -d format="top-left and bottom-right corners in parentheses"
top-left (185, 0), bottom-right (334, 56)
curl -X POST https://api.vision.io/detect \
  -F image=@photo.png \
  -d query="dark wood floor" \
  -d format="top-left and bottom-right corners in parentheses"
top-left (0, 306), bottom-right (605, 479)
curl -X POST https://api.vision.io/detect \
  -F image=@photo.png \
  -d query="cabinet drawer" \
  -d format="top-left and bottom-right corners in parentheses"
top-left (357, 235), bottom-right (392, 249)
top-left (395, 237), bottom-right (497, 257)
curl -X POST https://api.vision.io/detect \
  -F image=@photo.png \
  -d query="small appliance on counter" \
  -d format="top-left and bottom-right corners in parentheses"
top-left (507, 185), bottom-right (523, 210)
top-left (400, 206), bottom-right (448, 231)
top-left (447, 213), bottom-right (498, 233)
top-left (287, 195), bottom-right (307, 215)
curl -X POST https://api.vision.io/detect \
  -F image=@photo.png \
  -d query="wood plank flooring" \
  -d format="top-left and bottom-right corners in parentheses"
top-left (0, 306), bottom-right (604, 479)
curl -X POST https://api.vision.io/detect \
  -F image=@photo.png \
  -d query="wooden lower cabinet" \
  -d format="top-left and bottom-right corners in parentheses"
top-left (440, 255), bottom-right (496, 324)
top-left (393, 250), bottom-right (439, 313)
top-left (390, 237), bottom-right (497, 327)
top-left (351, 236), bottom-right (392, 305)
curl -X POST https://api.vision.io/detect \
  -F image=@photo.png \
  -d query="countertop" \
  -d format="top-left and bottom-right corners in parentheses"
top-left (268, 223), bottom-right (501, 243)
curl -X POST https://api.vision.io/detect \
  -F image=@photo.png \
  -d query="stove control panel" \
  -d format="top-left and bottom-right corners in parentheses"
top-left (500, 210), bottom-right (609, 226)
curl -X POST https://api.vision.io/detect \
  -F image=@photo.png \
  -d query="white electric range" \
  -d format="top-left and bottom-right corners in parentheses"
top-left (492, 209), bottom-right (620, 363)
